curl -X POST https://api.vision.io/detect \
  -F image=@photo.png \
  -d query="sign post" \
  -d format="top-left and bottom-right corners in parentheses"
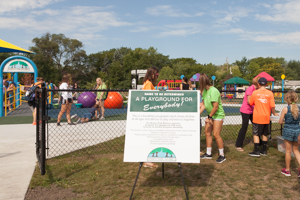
top-left (212, 75), bottom-right (216, 86)
top-left (281, 74), bottom-right (285, 103)
top-left (124, 90), bottom-right (200, 199)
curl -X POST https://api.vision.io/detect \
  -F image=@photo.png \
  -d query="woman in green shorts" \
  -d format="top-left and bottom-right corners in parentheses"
top-left (199, 73), bottom-right (226, 163)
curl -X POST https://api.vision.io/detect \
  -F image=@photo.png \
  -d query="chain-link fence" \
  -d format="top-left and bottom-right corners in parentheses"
top-left (45, 89), bottom-right (128, 158)
top-left (40, 88), bottom-right (289, 161)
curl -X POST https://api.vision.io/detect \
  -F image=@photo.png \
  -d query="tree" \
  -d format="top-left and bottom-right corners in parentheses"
top-left (157, 66), bottom-right (177, 82)
top-left (30, 33), bottom-right (86, 75)
top-left (286, 60), bottom-right (300, 80)
top-left (245, 61), bottom-right (260, 81)
top-left (259, 63), bottom-right (285, 80)
top-left (234, 57), bottom-right (249, 77)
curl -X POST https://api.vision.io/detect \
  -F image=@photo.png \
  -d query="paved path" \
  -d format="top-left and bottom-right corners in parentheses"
top-left (7, 103), bottom-right (33, 117)
top-left (0, 124), bottom-right (36, 200)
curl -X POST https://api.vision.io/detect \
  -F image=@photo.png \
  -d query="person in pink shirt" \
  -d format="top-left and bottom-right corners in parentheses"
top-left (235, 76), bottom-right (260, 151)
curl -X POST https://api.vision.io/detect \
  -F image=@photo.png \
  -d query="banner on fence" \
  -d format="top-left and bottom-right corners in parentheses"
top-left (124, 90), bottom-right (200, 163)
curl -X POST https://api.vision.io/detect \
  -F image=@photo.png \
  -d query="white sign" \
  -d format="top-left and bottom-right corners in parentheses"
top-left (124, 90), bottom-right (200, 163)
top-left (3, 59), bottom-right (34, 73)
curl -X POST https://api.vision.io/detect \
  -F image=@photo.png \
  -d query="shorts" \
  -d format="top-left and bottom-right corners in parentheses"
top-left (212, 118), bottom-right (224, 121)
top-left (282, 126), bottom-right (300, 142)
top-left (60, 98), bottom-right (72, 104)
top-left (83, 113), bottom-right (93, 120)
top-left (97, 99), bottom-right (104, 102)
top-left (253, 123), bottom-right (269, 136)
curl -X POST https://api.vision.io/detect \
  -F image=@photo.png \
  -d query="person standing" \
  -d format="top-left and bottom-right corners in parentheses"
top-left (57, 74), bottom-right (75, 126)
top-left (142, 66), bottom-right (159, 168)
top-left (235, 77), bottom-right (260, 151)
top-left (279, 91), bottom-right (300, 176)
top-left (95, 78), bottom-right (107, 120)
top-left (72, 82), bottom-right (80, 101)
top-left (180, 77), bottom-right (190, 90)
top-left (249, 77), bottom-right (279, 157)
top-left (199, 73), bottom-right (226, 163)
top-left (29, 77), bottom-right (43, 125)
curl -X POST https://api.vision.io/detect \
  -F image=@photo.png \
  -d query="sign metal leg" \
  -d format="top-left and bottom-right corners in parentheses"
top-left (178, 163), bottom-right (189, 200)
top-left (130, 162), bottom-right (143, 200)
top-left (162, 163), bottom-right (164, 178)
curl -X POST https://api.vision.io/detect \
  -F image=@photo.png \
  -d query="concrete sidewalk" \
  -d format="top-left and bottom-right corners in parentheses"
top-left (0, 124), bottom-right (36, 200)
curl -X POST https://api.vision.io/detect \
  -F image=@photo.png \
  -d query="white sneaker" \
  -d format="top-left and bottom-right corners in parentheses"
top-left (71, 114), bottom-right (77, 119)
top-left (97, 114), bottom-right (101, 119)
top-left (100, 117), bottom-right (105, 120)
top-left (77, 119), bottom-right (81, 124)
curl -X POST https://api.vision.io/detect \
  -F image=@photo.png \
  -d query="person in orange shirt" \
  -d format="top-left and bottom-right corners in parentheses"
top-left (249, 77), bottom-right (279, 157)
top-left (142, 67), bottom-right (158, 90)
top-left (142, 66), bottom-right (159, 168)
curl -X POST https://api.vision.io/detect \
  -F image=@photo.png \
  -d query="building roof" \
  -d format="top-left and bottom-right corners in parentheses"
top-left (0, 39), bottom-right (33, 54)
top-left (254, 72), bottom-right (275, 82)
top-left (223, 77), bottom-right (250, 85)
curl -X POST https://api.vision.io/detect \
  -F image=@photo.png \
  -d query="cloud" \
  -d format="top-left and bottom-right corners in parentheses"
top-left (0, 6), bottom-right (132, 41)
top-left (130, 26), bottom-right (154, 33)
top-left (31, 9), bottom-right (59, 16)
top-left (225, 29), bottom-right (300, 45)
top-left (215, 7), bottom-right (251, 24)
top-left (244, 32), bottom-right (300, 45)
top-left (156, 23), bottom-right (203, 37)
top-left (256, 0), bottom-right (300, 23)
top-left (145, 5), bottom-right (192, 17)
top-left (0, 0), bottom-right (62, 14)
top-left (224, 28), bottom-right (245, 34)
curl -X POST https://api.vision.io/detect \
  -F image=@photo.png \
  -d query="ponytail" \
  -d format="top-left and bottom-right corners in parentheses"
top-left (291, 103), bottom-right (299, 120)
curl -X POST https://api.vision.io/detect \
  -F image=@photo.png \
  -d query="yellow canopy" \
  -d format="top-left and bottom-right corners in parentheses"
top-left (0, 39), bottom-right (33, 54)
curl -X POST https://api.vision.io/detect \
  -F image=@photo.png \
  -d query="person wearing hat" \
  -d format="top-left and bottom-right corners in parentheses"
top-left (249, 77), bottom-right (279, 157)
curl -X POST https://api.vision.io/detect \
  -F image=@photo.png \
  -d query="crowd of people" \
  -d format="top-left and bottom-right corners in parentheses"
top-left (143, 67), bottom-right (300, 177)
top-left (4, 68), bottom-right (300, 177)
top-left (55, 75), bottom-right (107, 126)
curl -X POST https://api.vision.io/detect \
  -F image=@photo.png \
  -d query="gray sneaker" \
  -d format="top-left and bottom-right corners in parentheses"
top-left (100, 117), bottom-right (105, 120)
top-left (200, 153), bottom-right (212, 159)
top-left (77, 119), bottom-right (81, 124)
top-left (216, 155), bottom-right (226, 163)
top-left (249, 151), bottom-right (261, 157)
top-left (71, 114), bottom-right (77, 119)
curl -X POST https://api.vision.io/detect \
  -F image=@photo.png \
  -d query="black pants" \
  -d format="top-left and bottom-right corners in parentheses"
top-left (235, 112), bottom-right (253, 147)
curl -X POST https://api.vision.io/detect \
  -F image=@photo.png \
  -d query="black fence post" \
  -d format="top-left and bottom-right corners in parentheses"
top-left (40, 84), bottom-right (46, 175)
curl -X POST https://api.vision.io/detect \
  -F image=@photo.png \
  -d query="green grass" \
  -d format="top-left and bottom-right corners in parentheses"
top-left (27, 122), bottom-right (291, 200)
top-left (0, 116), bottom-right (33, 125)
top-left (28, 139), bottom-right (300, 200)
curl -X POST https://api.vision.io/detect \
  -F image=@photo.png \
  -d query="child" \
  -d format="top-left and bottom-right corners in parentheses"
top-left (279, 91), bottom-right (300, 177)
top-left (249, 77), bottom-right (279, 157)
top-left (75, 104), bottom-right (99, 124)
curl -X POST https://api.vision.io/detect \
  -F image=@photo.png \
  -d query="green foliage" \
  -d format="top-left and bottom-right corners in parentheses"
top-left (259, 63), bottom-right (285, 80)
top-left (8, 32), bottom-right (296, 90)
top-left (157, 66), bottom-right (177, 82)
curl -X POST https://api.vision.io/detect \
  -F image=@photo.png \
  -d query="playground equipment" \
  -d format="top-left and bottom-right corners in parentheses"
top-left (223, 77), bottom-right (250, 98)
top-left (157, 79), bottom-right (183, 90)
top-left (77, 92), bottom-right (96, 108)
top-left (2, 84), bottom-right (22, 116)
top-left (104, 92), bottom-right (123, 109)
top-left (254, 72), bottom-right (275, 90)
top-left (0, 56), bottom-right (38, 117)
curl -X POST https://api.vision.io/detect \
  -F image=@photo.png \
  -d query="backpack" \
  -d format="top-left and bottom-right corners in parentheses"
top-left (25, 85), bottom-right (37, 102)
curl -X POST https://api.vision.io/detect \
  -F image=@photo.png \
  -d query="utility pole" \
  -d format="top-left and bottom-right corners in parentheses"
top-left (226, 57), bottom-right (232, 75)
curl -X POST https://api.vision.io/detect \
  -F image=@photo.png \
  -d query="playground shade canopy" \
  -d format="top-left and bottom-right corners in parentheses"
top-left (254, 72), bottom-right (275, 82)
top-left (223, 77), bottom-right (250, 85)
top-left (0, 39), bottom-right (33, 54)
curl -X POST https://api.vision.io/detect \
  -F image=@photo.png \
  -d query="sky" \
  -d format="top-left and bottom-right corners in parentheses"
top-left (1, 0), bottom-right (300, 65)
